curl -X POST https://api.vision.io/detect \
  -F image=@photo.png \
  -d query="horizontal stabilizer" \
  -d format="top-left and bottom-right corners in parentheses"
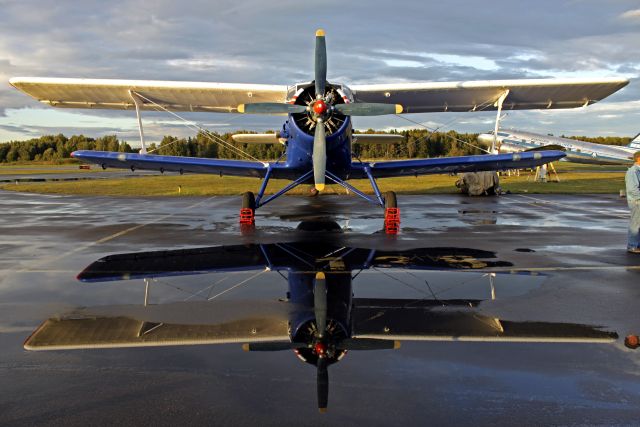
top-left (353, 134), bottom-right (404, 145)
top-left (231, 133), bottom-right (285, 144)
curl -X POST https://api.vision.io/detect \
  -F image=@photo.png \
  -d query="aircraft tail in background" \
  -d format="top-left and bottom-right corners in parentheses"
top-left (628, 133), bottom-right (640, 150)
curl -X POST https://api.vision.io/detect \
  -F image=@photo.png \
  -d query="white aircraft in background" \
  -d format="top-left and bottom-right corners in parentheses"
top-left (478, 129), bottom-right (640, 165)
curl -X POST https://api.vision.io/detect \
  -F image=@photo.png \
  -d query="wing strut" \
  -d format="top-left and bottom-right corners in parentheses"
top-left (129, 90), bottom-right (147, 154)
top-left (492, 90), bottom-right (509, 154)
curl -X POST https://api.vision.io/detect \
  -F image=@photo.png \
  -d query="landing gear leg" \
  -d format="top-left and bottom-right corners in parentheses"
top-left (240, 191), bottom-right (256, 228)
top-left (384, 191), bottom-right (400, 235)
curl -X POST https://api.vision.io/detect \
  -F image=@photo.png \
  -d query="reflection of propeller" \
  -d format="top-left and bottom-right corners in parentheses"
top-left (317, 356), bottom-right (329, 413)
top-left (242, 271), bottom-right (400, 413)
top-left (242, 342), bottom-right (306, 351)
top-left (314, 272), bottom-right (327, 336)
top-left (314, 271), bottom-right (329, 412)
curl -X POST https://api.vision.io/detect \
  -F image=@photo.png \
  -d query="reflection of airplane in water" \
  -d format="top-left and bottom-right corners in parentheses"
top-left (25, 222), bottom-right (618, 412)
top-left (478, 129), bottom-right (640, 165)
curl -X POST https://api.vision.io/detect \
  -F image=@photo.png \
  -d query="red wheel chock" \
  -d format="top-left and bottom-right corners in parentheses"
top-left (384, 208), bottom-right (400, 234)
top-left (239, 208), bottom-right (255, 225)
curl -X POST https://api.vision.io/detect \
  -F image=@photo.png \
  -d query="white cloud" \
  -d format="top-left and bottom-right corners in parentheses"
top-left (167, 57), bottom-right (250, 70)
top-left (620, 9), bottom-right (640, 20)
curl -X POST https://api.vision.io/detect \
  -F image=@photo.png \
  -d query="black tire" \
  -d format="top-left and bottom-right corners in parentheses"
top-left (242, 192), bottom-right (256, 210)
top-left (384, 191), bottom-right (397, 209)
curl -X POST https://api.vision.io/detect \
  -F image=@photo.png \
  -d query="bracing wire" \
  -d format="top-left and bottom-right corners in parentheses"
top-left (132, 92), bottom-right (262, 162)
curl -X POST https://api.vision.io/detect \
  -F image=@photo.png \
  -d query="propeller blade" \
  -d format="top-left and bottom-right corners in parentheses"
top-left (241, 341), bottom-right (306, 351)
top-left (313, 121), bottom-right (326, 191)
top-left (315, 29), bottom-right (327, 98)
top-left (237, 103), bottom-right (306, 115)
top-left (314, 272), bottom-right (327, 337)
top-left (336, 338), bottom-right (401, 351)
top-left (317, 356), bottom-right (329, 413)
top-left (333, 103), bottom-right (403, 116)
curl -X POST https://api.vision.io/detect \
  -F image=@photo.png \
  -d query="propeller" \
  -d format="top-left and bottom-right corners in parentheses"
top-left (315, 29), bottom-right (327, 98)
top-left (233, 29), bottom-right (404, 192)
top-left (333, 103), bottom-right (403, 116)
top-left (236, 101), bottom-right (401, 116)
top-left (313, 121), bottom-right (326, 191)
top-left (237, 103), bottom-right (306, 115)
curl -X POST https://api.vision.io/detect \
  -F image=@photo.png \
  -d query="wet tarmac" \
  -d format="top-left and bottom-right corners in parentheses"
top-left (0, 169), bottom-right (158, 183)
top-left (1, 189), bottom-right (640, 426)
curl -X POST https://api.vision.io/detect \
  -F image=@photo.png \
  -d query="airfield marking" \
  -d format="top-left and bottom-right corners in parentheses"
top-left (512, 194), bottom-right (629, 219)
top-left (11, 196), bottom-right (219, 274)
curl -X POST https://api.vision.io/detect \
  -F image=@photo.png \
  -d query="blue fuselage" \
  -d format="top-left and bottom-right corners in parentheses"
top-left (279, 114), bottom-right (352, 181)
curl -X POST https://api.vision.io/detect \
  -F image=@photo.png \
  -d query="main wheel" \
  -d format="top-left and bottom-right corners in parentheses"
top-left (242, 191), bottom-right (256, 210)
top-left (383, 191), bottom-right (399, 234)
top-left (240, 191), bottom-right (256, 227)
top-left (384, 191), bottom-right (397, 209)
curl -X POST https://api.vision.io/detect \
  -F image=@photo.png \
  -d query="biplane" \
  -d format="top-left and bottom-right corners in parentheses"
top-left (10, 30), bottom-right (628, 232)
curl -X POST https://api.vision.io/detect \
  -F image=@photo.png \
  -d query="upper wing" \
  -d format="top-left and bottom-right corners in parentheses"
top-left (350, 78), bottom-right (629, 113)
top-left (350, 150), bottom-right (565, 179)
top-left (9, 77), bottom-right (287, 112)
top-left (72, 150), bottom-right (268, 178)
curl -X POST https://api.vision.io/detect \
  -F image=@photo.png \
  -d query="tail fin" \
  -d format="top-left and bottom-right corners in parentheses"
top-left (629, 133), bottom-right (640, 150)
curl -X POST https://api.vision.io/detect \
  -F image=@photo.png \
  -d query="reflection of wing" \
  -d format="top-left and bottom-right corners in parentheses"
top-left (9, 77), bottom-right (287, 112)
top-left (78, 245), bottom-right (268, 282)
top-left (350, 150), bottom-right (565, 179)
top-left (351, 78), bottom-right (628, 113)
top-left (24, 301), bottom-right (291, 351)
top-left (77, 244), bottom-right (513, 283)
top-left (352, 299), bottom-right (618, 343)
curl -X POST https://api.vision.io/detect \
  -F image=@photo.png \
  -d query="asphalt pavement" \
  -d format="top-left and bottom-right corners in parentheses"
top-left (1, 189), bottom-right (639, 426)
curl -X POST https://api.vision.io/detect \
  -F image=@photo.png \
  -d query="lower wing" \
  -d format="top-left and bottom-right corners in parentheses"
top-left (72, 150), bottom-right (269, 178)
top-left (350, 150), bottom-right (565, 179)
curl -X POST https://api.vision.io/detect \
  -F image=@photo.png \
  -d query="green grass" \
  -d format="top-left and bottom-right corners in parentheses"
top-left (0, 169), bottom-right (626, 196)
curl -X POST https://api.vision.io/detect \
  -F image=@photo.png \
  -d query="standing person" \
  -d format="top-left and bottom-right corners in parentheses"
top-left (626, 152), bottom-right (640, 253)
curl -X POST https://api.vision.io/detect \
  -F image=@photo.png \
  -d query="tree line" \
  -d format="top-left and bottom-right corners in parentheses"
top-left (0, 129), bottom-right (633, 163)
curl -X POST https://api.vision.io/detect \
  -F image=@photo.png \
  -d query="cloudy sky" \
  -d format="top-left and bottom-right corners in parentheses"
top-left (1, 0), bottom-right (639, 145)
